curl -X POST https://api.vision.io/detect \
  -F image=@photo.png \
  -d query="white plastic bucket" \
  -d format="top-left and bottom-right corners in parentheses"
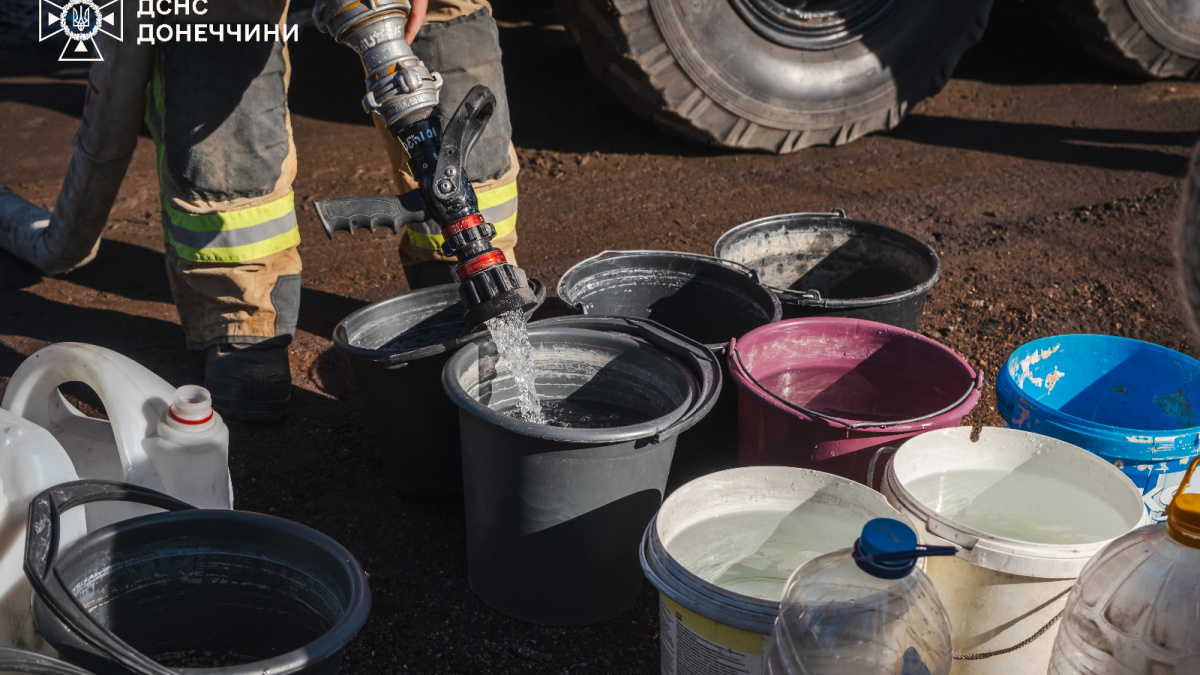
top-left (881, 427), bottom-right (1148, 675)
top-left (641, 466), bottom-right (904, 675)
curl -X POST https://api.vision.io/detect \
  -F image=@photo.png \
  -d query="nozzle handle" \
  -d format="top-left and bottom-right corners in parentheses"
top-left (314, 189), bottom-right (429, 239)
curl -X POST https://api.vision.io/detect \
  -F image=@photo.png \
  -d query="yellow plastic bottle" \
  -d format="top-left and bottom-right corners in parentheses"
top-left (1048, 455), bottom-right (1200, 673)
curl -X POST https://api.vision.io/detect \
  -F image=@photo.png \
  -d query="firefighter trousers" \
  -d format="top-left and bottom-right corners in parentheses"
top-left (151, 0), bottom-right (519, 350)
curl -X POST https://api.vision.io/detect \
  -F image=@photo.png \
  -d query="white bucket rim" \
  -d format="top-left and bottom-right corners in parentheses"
top-left (642, 466), bottom-right (903, 634)
top-left (883, 426), bottom-right (1149, 578)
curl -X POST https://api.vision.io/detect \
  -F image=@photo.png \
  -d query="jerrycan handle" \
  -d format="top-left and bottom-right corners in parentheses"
top-left (1, 343), bottom-right (176, 484)
top-left (24, 481), bottom-right (195, 675)
top-left (1166, 455), bottom-right (1200, 546)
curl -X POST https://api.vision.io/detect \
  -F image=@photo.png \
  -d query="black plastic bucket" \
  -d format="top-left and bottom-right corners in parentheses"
top-left (713, 210), bottom-right (940, 330)
top-left (26, 482), bottom-right (371, 675)
top-left (556, 251), bottom-right (779, 486)
top-left (0, 648), bottom-right (94, 674)
top-left (442, 317), bottom-right (720, 625)
top-left (556, 250), bottom-right (781, 350)
top-left (333, 279), bottom-right (545, 495)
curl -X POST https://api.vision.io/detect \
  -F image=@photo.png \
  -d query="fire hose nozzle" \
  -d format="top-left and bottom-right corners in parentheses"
top-left (309, 0), bottom-right (538, 329)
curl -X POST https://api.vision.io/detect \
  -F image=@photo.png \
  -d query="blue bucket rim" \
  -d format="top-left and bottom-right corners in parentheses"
top-left (998, 333), bottom-right (1200, 440)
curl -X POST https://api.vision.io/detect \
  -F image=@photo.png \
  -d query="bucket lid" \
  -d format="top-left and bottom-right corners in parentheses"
top-left (1167, 456), bottom-right (1200, 548)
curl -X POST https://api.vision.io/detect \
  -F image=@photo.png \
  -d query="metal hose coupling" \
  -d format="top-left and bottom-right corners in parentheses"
top-left (312, 2), bottom-right (536, 329)
top-left (313, 0), bottom-right (442, 130)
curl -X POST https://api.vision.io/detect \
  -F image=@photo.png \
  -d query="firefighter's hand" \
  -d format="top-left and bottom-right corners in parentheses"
top-left (405, 0), bottom-right (427, 43)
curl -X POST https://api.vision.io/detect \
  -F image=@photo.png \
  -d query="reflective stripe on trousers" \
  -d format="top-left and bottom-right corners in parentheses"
top-left (161, 193), bottom-right (300, 263)
top-left (407, 180), bottom-right (517, 250)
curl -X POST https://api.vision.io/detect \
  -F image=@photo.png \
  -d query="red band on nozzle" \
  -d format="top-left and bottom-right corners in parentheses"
top-left (457, 250), bottom-right (507, 280)
top-left (442, 213), bottom-right (485, 239)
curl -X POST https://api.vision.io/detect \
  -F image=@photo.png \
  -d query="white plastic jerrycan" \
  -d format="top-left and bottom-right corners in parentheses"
top-left (0, 408), bottom-right (86, 653)
top-left (1, 343), bottom-right (233, 531)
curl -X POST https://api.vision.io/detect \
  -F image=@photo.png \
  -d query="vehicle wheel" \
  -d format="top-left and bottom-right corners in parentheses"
top-left (1053, 0), bottom-right (1200, 78)
top-left (557, 0), bottom-right (993, 153)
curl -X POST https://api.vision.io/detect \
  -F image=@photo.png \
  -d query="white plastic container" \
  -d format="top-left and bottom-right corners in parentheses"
top-left (770, 518), bottom-right (955, 675)
top-left (2, 342), bottom-right (233, 529)
top-left (881, 427), bottom-right (1147, 675)
top-left (641, 467), bottom-right (906, 675)
top-left (1048, 456), bottom-right (1200, 674)
top-left (0, 409), bottom-right (85, 653)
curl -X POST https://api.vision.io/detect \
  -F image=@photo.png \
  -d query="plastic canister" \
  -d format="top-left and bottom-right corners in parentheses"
top-left (1048, 455), bottom-right (1200, 673)
top-left (0, 409), bottom-right (85, 654)
top-left (641, 467), bottom-right (906, 675)
top-left (881, 427), bottom-right (1148, 675)
top-left (770, 518), bottom-right (956, 675)
top-left (1, 343), bottom-right (233, 530)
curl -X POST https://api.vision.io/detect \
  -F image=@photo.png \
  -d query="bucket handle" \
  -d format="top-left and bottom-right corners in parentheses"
top-left (729, 345), bottom-right (985, 430)
top-left (568, 249), bottom-right (766, 287)
top-left (25, 481), bottom-right (196, 675)
top-left (568, 316), bottom-right (723, 441)
top-left (953, 610), bottom-right (1065, 661)
top-left (866, 446), bottom-right (899, 489)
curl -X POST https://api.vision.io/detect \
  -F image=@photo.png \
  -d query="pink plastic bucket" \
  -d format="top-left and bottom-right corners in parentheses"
top-left (729, 318), bottom-right (983, 484)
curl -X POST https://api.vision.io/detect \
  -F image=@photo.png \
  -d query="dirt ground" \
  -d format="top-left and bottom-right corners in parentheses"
top-left (2, 1), bottom-right (1200, 673)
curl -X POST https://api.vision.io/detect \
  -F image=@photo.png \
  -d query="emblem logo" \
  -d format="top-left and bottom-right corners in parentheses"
top-left (39, 0), bottom-right (123, 62)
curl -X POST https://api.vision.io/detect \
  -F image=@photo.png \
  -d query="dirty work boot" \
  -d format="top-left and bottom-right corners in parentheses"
top-left (204, 341), bottom-right (291, 422)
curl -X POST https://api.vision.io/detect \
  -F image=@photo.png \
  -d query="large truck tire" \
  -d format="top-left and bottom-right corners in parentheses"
top-left (1053, 0), bottom-right (1200, 78)
top-left (557, 0), bottom-right (993, 153)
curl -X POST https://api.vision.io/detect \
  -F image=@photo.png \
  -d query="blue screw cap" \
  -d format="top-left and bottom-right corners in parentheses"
top-left (852, 518), bottom-right (956, 579)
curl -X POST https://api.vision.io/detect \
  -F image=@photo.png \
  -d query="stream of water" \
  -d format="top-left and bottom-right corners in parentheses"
top-left (485, 309), bottom-right (545, 424)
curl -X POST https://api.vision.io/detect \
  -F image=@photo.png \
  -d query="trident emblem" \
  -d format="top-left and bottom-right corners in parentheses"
top-left (39, 0), bottom-right (124, 62)
top-left (70, 5), bottom-right (92, 32)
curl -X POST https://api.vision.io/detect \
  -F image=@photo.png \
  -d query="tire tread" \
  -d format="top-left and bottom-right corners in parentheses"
top-left (557, 0), bottom-right (992, 153)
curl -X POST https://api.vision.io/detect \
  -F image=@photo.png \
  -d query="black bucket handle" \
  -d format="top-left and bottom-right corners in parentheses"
top-left (713, 211), bottom-right (847, 308)
top-left (530, 315), bottom-right (724, 442)
top-left (729, 343), bottom-right (983, 430)
top-left (559, 249), bottom-right (768, 312)
top-left (25, 481), bottom-right (197, 675)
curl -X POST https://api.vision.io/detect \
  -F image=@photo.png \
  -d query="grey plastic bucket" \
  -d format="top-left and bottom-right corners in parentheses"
top-left (442, 316), bottom-right (721, 625)
top-left (713, 210), bottom-right (940, 330)
top-left (27, 481), bottom-right (371, 675)
top-left (557, 250), bottom-right (780, 488)
top-left (333, 279), bottom-right (544, 495)
top-left (556, 250), bottom-right (781, 350)
top-left (641, 467), bottom-right (905, 673)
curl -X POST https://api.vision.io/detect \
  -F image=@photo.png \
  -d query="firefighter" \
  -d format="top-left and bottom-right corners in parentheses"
top-left (152, 0), bottom-right (518, 421)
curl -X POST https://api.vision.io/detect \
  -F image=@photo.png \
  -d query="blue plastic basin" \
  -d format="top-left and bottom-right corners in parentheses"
top-left (997, 334), bottom-right (1200, 522)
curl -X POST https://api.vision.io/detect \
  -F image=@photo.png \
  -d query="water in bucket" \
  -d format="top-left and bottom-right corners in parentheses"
top-left (905, 465), bottom-right (1132, 545)
top-left (485, 309), bottom-right (545, 423)
top-left (667, 503), bottom-right (864, 601)
top-left (502, 399), bottom-right (650, 429)
top-left (759, 366), bottom-right (945, 423)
